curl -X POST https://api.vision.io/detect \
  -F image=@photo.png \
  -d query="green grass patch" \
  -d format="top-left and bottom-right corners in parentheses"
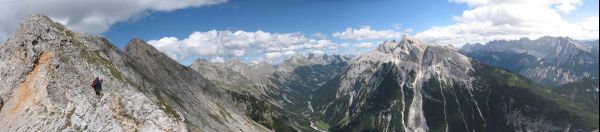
top-left (89, 51), bottom-right (124, 82)
top-left (315, 120), bottom-right (330, 130)
top-left (474, 62), bottom-right (599, 129)
top-left (152, 89), bottom-right (182, 121)
top-left (227, 90), bottom-right (274, 129)
top-left (60, 108), bottom-right (76, 130)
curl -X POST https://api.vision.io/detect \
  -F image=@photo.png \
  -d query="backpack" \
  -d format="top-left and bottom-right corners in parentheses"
top-left (92, 79), bottom-right (97, 87)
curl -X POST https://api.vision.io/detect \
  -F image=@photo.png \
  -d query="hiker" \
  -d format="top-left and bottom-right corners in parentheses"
top-left (91, 77), bottom-right (104, 96)
top-left (0, 98), bottom-right (4, 112)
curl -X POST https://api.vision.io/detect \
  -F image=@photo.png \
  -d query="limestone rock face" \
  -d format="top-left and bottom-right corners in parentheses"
top-left (0, 14), bottom-right (267, 131)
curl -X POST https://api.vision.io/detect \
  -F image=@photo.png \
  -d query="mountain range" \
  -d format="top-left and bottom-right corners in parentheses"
top-left (0, 14), bottom-right (598, 132)
top-left (460, 37), bottom-right (599, 85)
top-left (310, 37), bottom-right (598, 131)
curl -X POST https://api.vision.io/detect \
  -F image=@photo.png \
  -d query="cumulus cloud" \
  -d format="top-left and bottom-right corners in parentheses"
top-left (265, 50), bottom-right (296, 59)
top-left (210, 56), bottom-right (225, 63)
top-left (312, 32), bottom-right (328, 39)
top-left (415, 0), bottom-right (598, 47)
top-left (403, 28), bottom-right (414, 34)
top-left (581, 16), bottom-right (599, 31)
top-left (148, 30), bottom-right (338, 64)
top-left (149, 29), bottom-right (392, 64)
top-left (333, 26), bottom-right (404, 41)
top-left (353, 42), bottom-right (376, 48)
top-left (454, 0), bottom-right (582, 13)
top-left (0, 0), bottom-right (227, 43)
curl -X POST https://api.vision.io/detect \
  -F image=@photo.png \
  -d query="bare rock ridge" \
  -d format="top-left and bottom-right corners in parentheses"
top-left (278, 53), bottom-right (351, 73)
top-left (0, 14), bottom-right (181, 131)
top-left (0, 14), bottom-right (267, 131)
top-left (123, 38), bottom-right (269, 131)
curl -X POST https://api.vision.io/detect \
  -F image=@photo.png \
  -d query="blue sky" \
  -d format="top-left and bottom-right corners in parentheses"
top-left (103, 0), bottom-right (468, 47)
top-left (1, 0), bottom-right (598, 65)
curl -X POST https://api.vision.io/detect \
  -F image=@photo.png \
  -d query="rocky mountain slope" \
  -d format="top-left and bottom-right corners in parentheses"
top-left (460, 37), bottom-right (600, 85)
top-left (554, 78), bottom-right (599, 115)
top-left (0, 14), bottom-right (267, 131)
top-left (190, 59), bottom-right (290, 130)
top-left (267, 54), bottom-right (352, 108)
top-left (190, 53), bottom-right (352, 131)
top-left (310, 37), bottom-right (598, 131)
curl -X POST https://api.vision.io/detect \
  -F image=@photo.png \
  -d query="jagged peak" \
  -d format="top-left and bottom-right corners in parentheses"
top-left (3, 13), bottom-right (129, 57)
top-left (22, 13), bottom-right (56, 27)
top-left (399, 35), bottom-right (424, 45)
top-left (518, 37), bottom-right (531, 41)
top-left (253, 61), bottom-right (274, 70)
top-left (307, 53), bottom-right (321, 59)
top-left (288, 54), bottom-right (307, 60)
top-left (376, 41), bottom-right (399, 52)
top-left (13, 14), bottom-right (68, 36)
top-left (190, 58), bottom-right (211, 67)
top-left (195, 58), bottom-right (209, 63)
top-left (486, 36), bottom-right (575, 45)
top-left (366, 37), bottom-right (467, 65)
top-left (124, 38), bottom-right (159, 53)
top-left (3, 14), bottom-right (83, 53)
top-left (539, 36), bottom-right (572, 41)
top-left (122, 38), bottom-right (183, 66)
top-left (376, 35), bottom-right (426, 53)
top-left (468, 36), bottom-right (591, 55)
top-left (254, 60), bottom-right (271, 66)
top-left (128, 38), bottom-right (146, 45)
top-left (224, 58), bottom-right (245, 65)
top-left (125, 38), bottom-right (147, 48)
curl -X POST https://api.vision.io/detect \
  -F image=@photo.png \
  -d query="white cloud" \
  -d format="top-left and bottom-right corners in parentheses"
top-left (265, 50), bottom-right (296, 59)
top-left (353, 42), bottom-right (375, 48)
top-left (416, 0), bottom-right (598, 47)
top-left (0, 0), bottom-right (227, 42)
top-left (210, 56), bottom-right (225, 63)
top-left (311, 50), bottom-right (325, 54)
top-left (333, 26), bottom-right (404, 41)
top-left (403, 28), bottom-right (414, 34)
top-left (581, 16), bottom-right (599, 31)
top-left (312, 32), bottom-right (327, 39)
top-left (264, 52), bottom-right (281, 59)
top-left (148, 30), bottom-right (338, 63)
top-left (339, 43), bottom-right (351, 48)
top-left (449, 0), bottom-right (582, 13)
